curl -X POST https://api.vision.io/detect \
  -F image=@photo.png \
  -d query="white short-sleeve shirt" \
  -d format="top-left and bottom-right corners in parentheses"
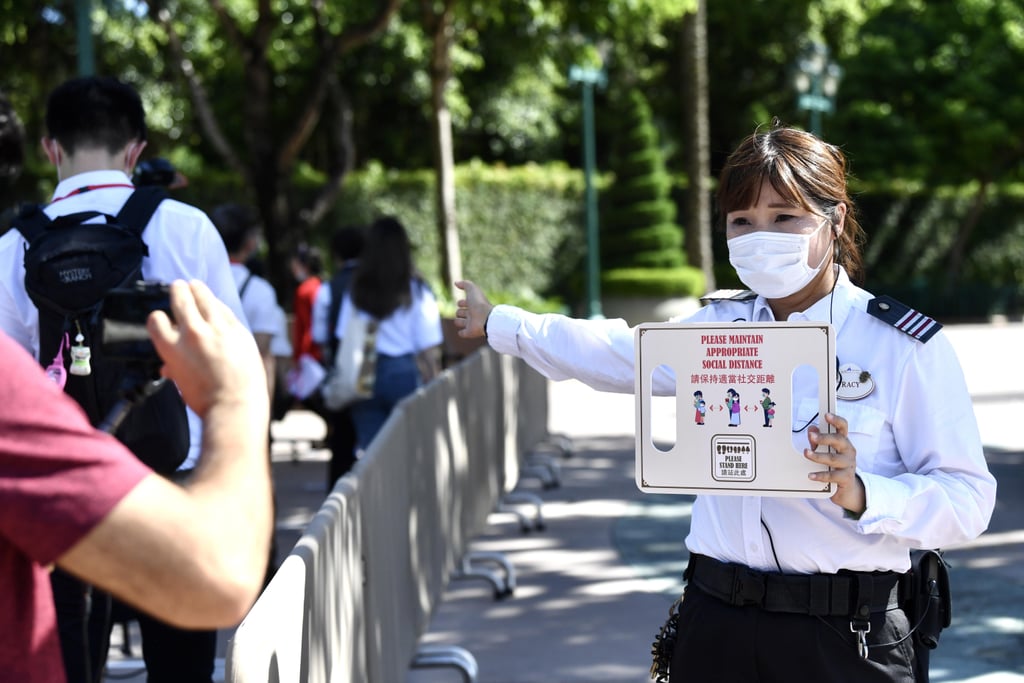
top-left (334, 280), bottom-right (443, 356)
top-left (231, 263), bottom-right (280, 337)
top-left (0, 170), bottom-right (249, 471)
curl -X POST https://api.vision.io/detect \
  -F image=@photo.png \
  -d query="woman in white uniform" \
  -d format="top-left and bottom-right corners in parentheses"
top-left (335, 216), bottom-right (443, 450)
top-left (452, 123), bottom-right (996, 682)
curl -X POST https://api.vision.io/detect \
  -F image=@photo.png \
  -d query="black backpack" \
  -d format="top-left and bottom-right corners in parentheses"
top-left (326, 262), bottom-right (358, 363)
top-left (12, 186), bottom-right (189, 474)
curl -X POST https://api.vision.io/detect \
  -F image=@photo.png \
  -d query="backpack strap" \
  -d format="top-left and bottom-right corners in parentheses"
top-left (328, 265), bottom-right (356, 339)
top-left (116, 185), bottom-right (168, 236)
top-left (10, 203), bottom-right (54, 245)
top-left (238, 272), bottom-right (254, 299)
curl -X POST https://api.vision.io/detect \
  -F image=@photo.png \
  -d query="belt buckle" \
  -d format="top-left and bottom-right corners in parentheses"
top-left (733, 568), bottom-right (766, 607)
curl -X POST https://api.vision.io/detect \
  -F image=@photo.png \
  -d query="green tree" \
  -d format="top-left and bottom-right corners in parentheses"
top-left (133, 0), bottom-right (401, 288)
top-left (0, 89), bottom-right (25, 188)
top-left (832, 0), bottom-right (1024, 287)
top-left (600, 88), bottom-right (701, 297)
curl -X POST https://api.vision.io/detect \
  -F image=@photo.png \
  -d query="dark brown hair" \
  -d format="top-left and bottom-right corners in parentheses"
top-left (716, 123), bottom-right (866, 282)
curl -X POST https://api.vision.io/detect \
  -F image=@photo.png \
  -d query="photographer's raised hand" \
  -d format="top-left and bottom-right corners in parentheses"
top-left (147, 279), bottom-right (265, 421)
top-left (58, 279), bottom-right (273, 628)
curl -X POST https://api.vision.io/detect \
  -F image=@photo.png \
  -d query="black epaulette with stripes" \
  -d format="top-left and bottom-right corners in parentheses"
top-left (866, 295), bottom-right (942, 343)
top-left (699, 289), bottom-right (757, 306)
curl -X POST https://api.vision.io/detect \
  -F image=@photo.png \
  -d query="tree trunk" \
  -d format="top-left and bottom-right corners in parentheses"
top-left (680, 0), bottom-right (715, 292)
top-left (943, 178), bottom-right (989, 292)
top-left (148, 0), bottom-right (400, 295)
top-left (425, 0), bottom-right (462, 300)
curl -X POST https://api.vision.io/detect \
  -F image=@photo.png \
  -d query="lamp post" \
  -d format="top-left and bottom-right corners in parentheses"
top-left (569, 64), bottom-right (607, 320)
top-left (793, 42), bottom-right (842, 137)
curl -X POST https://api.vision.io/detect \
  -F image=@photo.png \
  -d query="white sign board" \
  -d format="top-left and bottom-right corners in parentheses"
top-left (635, 322), bottom-right (837, 497)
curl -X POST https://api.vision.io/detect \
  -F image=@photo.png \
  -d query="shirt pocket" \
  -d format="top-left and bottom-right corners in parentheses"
top-left (791, 397), bottom-right (822, 453)
top-left (836, 402), bottom-right (889, 472)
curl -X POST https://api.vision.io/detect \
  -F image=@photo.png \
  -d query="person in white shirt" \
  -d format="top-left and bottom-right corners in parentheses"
top-left (453, 123), bottom-right (996, 683)
top-left (336, 216), bottom-right (443, 450)
top-left (312, 224), bottom-right (365, 487)
top-left (0, 76), bottom-right (250, 683)
top-left (209, 203), bottom-right (282, 405)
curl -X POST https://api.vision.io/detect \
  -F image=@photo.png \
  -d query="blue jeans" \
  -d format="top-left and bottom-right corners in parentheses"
top-left (350, 353), bottom-right (419, 450)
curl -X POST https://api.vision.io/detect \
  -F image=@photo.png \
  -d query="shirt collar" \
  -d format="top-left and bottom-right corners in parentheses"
top-left (51, 170), bottom-right (134, 202)
top-left (750, 267), bottom-right (855, 328)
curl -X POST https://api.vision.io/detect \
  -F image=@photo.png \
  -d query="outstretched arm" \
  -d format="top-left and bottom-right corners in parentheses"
top-left (453, 279), bottom-right (644, 393)
top-left (58, 280), bottom-right (272, 628)
top-left (454, 279), bottom-right (494, 339)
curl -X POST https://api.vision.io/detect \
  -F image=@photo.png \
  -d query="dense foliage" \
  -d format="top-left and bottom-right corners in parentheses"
top-left (1, 0), bottom-right (1022, 318)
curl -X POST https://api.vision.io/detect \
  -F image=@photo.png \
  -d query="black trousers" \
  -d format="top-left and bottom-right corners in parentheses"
top-left (325, 406), bottom-right (358, 488)
top-left (52, 573), bottom-right (217, 683)
top-left (670, 584), bottom-right (919, 683)
top-left (51, 568), bottom-right (110, 683)
top-left (135, 610), bottom-right (217, 683)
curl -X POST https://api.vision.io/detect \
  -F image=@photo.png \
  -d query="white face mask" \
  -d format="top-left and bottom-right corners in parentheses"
top-left (728, 221), bottom-right (831, 299)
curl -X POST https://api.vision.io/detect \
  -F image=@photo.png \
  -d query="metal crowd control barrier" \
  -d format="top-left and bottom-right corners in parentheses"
top-left (225, 348), bottom-right (548, 682)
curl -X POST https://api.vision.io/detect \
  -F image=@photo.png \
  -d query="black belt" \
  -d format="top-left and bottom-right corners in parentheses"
top-left (686, 553), bottom-right (906, 617)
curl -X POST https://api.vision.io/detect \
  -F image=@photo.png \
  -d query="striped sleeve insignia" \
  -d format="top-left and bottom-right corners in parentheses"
top-left (866, 295), bottom-right (942, 343)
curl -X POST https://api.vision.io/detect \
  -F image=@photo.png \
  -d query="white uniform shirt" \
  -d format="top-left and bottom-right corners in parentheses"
top-left (311, 261), bottom-right (360, 348)
top-left (231, 263), bottom-right (280, 337)
top-left (270, 305), bottom-right (293, 358)
top-left (311, 281), bottom-right (331, 347)
top-left (334, 281), bottom-right (443, 356)
top-left (0, 170), bottom-right (248, 471)
top-left (485, 268), bottom-right (996, 574)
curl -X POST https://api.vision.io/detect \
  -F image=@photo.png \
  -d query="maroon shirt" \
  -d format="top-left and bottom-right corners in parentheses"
top-left (0, 332), bottom-right (149, 683)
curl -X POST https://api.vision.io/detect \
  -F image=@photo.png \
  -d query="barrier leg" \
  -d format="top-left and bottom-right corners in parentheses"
top-left (532, 433), bottom-right (574, 459)
top-left (498, 492), bottom-right (546, 533)
top-left (411, 644), bottom-right (479, 683)
top-left (524, 451), bottom-right (562, 488)
top-left (451, 551), bottom-right (516, 600)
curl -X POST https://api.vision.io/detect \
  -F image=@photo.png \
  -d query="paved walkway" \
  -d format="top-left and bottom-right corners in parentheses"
top-left (104, 322), bottom-right (1024, 682)
top-left (411, 322), bottom-right (1024, 683)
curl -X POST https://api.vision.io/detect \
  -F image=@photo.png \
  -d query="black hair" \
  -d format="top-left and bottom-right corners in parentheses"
top-left (292, 242), bottom-right (323, 277)
top-left (209, 203), bottom-right (259, 256)
top-left (330, 224), bottom-right (365, 262)
top-left (45, 77), bottom-right (147, 155)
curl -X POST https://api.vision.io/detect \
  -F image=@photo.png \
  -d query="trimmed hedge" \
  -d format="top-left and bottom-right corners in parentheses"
top-left (162, 161), bottom-right (1024, 320)
top-left (316, 161), bottom-right (589, 311)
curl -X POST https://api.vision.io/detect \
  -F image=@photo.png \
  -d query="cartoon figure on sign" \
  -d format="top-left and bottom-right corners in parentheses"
top-left (761, 387), bottom-right (772, 427)
top-left (726, 388), bottom-right (740, 427)
top-left (693, 390), bottom-right (706, 425)
top-left (767, 401), bottom-right (776, 428)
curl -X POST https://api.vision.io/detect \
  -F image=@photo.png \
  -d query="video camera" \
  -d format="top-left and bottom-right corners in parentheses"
top-left (133, 158), bottom-right (187, 189)
top-left (101, 281), bottom-right (173, 366)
